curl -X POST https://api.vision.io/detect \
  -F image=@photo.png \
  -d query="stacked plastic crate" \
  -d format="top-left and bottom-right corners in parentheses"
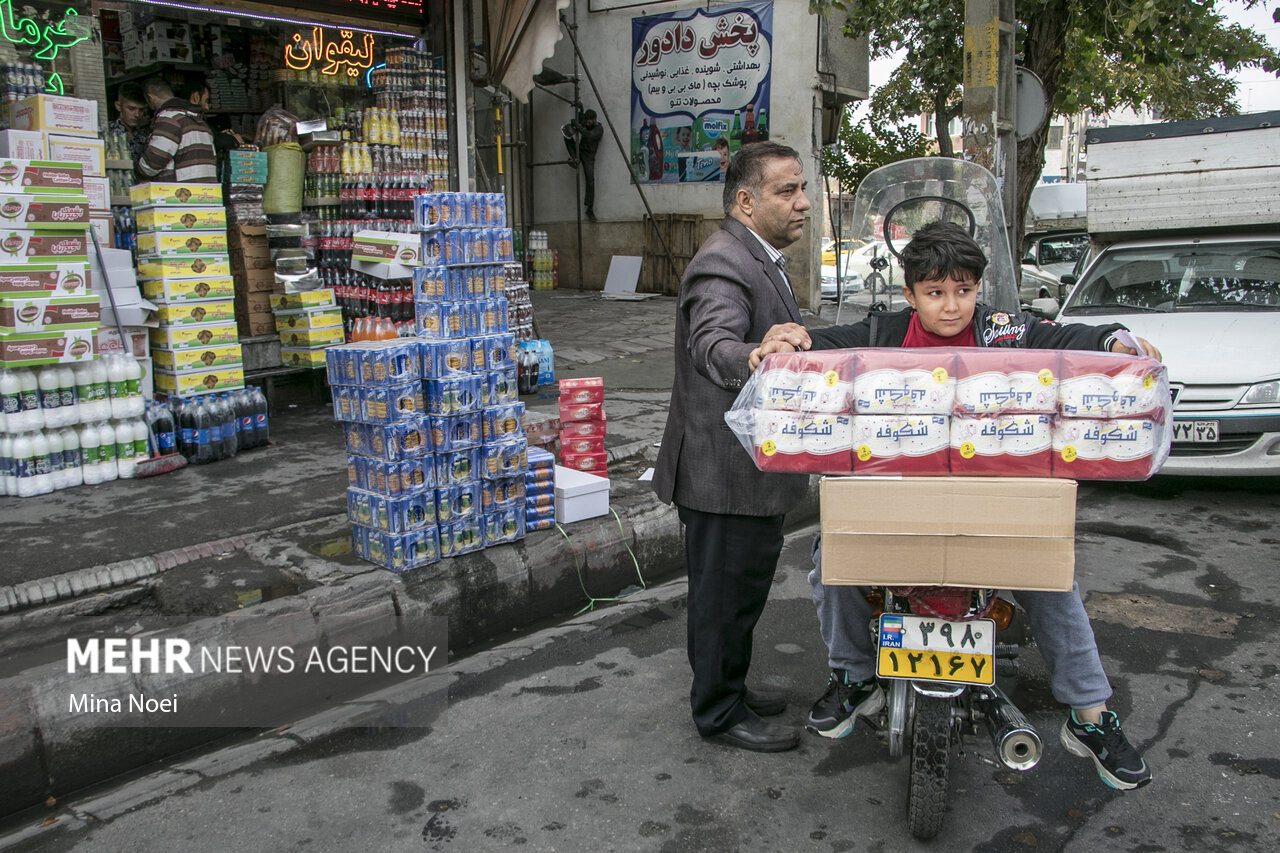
top-left (414, 192), bottom-right (525, 555)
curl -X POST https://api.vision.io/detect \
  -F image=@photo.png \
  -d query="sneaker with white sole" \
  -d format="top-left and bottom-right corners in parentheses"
top-left (1060, 710), bottom-right (1152, 790)
top-left (805, 670), bottom-right (885, 739)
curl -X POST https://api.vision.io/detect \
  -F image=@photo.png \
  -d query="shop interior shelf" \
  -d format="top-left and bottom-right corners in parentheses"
top-left (110, 195), bottom-right (132, 207)
top-left (303, 198), bottom-right (340, 206)
top-left (113, 62), bottom-right (208, 85)
top-left (106, 160), bottom-right (132, 171)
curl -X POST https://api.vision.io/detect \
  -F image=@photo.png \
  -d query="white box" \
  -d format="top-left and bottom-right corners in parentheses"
top-left (82, 176), bottom-right (109, 212)
top-left (0, 129), bottom-right (46, 159)
top-left (554, 464), bottom-right (610, 524)
top-left (47, 134), bottom-right (105, 177)
top-left (9, 95), bottom-right (99, 137)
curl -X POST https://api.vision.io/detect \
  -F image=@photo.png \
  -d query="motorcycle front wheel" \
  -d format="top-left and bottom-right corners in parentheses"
top-left (906, 694), bottom-right (954, 840)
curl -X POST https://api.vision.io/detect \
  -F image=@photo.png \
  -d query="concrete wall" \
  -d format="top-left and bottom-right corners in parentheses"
top-left (529, 0), bottom-right (826, 306)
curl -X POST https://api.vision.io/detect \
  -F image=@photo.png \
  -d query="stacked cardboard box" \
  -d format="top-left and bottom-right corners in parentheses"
top-left (558, 377), bottom-right (607, 475)
top-left (0, 162), bottom-right (97, 370)
top-left (135, 182), bottom-right (243, 395)
top-left (229, 223), bottom-right (273, 336)
top-left (273, 289), bottom-right (342, 367)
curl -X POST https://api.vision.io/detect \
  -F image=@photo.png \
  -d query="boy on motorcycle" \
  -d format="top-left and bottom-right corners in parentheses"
top-left (751, 221), bottom-right (1156, 791)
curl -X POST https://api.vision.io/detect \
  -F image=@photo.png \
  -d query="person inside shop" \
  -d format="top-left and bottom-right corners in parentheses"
top-left (652, 141), bottom-right (813, 753)
top-left (565, 106), bottom-right (603, 221)
top-left (108, 82), bottom-right (151, 176)
top-left (175, 73), bottom-right (246, 154)
top-left (749, 221), bottom-right (1158, 791)
top-left (138, 76), bottom-right (218, 184)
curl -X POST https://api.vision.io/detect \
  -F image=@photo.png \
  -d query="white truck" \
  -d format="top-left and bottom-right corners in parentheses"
top-left (1055, 111), bottom-right (1280, 475)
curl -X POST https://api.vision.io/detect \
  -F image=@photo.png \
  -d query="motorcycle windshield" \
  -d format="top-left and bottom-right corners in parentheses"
top-left (849, 158), bottom-right (1020, 312)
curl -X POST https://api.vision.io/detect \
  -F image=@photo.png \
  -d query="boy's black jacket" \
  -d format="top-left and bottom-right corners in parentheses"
top-left (808, 305), bottom-right (1127, 352)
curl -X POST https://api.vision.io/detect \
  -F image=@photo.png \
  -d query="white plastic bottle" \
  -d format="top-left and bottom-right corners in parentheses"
top-left (80, 421), bottom-right (101, 485)
top-left (37, 366), bottom-right (62, 428)
top-left (0, 433), bottom-right (13, 495)
top-left (106, 354), bottom-right (127, 419)
top-left (57, 365), bottom-right (78, 425)
top-left (30, 428), bottom-right (53, 494)
top-left (114, 419), bottom-right (136, 479)
top-left (73, 361), bottom-right (96, 421)
top-left (0, 368), bottom-right (13, 433)
top-left (45, 428), bottom-right (65, 490)
top-left (89, 358), bottom-right (110, 421)
top-left (98, 420), bottom-right (118, 482)
top-left (121, 355), bottom-right (145, 417)
top-left (13, 430), bottom-right (36, 497)
top-left (131, 417), bottom-right (149, 463)
top-left (17, 368), bottom-right (43, 430)
top-left (61, 426), bottom-right (82, 488)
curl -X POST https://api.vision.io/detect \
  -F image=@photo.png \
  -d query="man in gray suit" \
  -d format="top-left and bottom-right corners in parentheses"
top-left (653, 141), bottom-right (813, 751)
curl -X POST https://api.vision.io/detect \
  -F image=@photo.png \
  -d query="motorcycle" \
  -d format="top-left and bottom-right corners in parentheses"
top-left (867, 585), bottom-right (1040, 840)
top-left (845, 158), bottom-right (1037, 840)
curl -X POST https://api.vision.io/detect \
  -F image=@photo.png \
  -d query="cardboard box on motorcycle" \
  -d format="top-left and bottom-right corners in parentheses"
top-left (819, 476), bottom-right (1076, 592)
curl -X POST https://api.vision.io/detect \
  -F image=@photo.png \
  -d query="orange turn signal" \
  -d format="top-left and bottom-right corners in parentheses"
top-left (990, 597), bottom-right (1015, 630)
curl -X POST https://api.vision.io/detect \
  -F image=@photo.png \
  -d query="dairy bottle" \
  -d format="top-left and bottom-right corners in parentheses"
top-left (30, 428), bottom-right (53, 494)
top-left (61, 426), bottom-right (82, 488)
top-left (80, 421), bottom-right (102, 485)
top-left (98, 420), bottom-right (118, 482)
top-left (115, 419), bottom-right (136, 478)
top-left (17, 368), bottom-right (43, 430)
top-left (0, 433), bottom-right (13, 495)
top-left (0, 368), bottom-right (16, 432)
top-left (121, 355), bottom-right (144, 416)
top-left (46, 428), bottom-right (65, 490)
top-left (37, 366), bottom-right (62, 428)
top-left (57, 365), bottom-right (78, 425)
top-left (90, 358), bottom-right (110, 421)
top-left (13, 431), bottom-right (36, 497)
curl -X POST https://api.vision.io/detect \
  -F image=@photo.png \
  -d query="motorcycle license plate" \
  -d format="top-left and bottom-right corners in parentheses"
top-left (876, 614), bottom-right (996, 685)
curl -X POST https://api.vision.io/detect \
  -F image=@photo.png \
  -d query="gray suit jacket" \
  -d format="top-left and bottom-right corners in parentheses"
top-left (653, 216), bottom-right (811, 515)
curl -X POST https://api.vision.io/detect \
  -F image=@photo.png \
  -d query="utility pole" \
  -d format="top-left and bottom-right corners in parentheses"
top-left (962, 0), bottom-right (1017, 263)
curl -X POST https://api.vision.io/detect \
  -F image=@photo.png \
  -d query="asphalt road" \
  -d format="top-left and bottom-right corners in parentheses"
top-left (3, 475), bottom-right (1277, 852)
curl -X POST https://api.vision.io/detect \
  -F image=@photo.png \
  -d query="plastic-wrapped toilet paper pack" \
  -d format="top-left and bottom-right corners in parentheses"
top-left (851, 415), bottom-right (950, 475)
top-left (950, 414), bottom-right (1053, 476)
top-left (747, 410), bottom-right (854, 474)
top-left (852, 349), bottom-right (956, 414)
top-left (1052, 417), bottom-right (1170, 480)
top-left (750, 351), bottom-right (854, 413)
top-left (954, 349), bottom-right (1060, 414)
top-left (1058, 352), bottom-right (1168, 419)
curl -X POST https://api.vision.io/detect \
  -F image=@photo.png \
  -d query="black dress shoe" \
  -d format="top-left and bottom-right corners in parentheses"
top-left (710, 713), bottom-right (799, 753)
top-left (745, 689), bottom-right (786, 717)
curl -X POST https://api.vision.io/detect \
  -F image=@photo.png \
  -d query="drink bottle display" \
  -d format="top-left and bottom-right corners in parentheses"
top-left (234, 390), bottom-right (254, 449)
top-left (13, 431), bottom-right (35, 497)
top-left (98, 420), bottom-right (118, 482)
top-left (151, 402), bottom-right (177, 457)
top-left (0, 433), bottom-right (13, 495)
top-left (80, 421), bottom-right (101, 485)
top-left (217, 394), bottom-right (237, 458)
top-left (194, 398), bottom-right (217, 465)
top-left (250, 386), bottom-right (269, 448)
top-left (17, 368), bottom-right (41, 430)
top-left (1, 368), bottom-right (19, 431)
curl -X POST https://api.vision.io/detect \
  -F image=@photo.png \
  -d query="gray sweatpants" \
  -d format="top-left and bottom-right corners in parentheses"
top-left (809, 537), bottom-right (1113, 710)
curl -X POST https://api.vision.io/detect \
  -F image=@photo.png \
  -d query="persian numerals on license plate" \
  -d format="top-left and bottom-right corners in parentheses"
top-left (1171, 420), bottom-right (1219, 443)
top-left (876, 614), bottom-right (996, 685)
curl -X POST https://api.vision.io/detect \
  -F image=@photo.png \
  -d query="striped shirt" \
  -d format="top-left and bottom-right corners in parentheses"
top-left (137, 99), bottom-right (217, 183)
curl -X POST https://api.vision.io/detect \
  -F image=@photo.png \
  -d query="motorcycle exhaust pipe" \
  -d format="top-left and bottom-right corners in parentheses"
top-left (980, 685), bottom-right (1042, 771)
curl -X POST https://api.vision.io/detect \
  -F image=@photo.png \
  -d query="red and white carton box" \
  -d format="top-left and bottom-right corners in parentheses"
top-left (561, 450), bottom-right (608, 474)
top-left (752, 350), bottom-right (854, 414)
top-left (954, 349), bottom-right (1060, 415)
top-left (558, 376), bottom-right (604, 405)
top-left (561, 433), bottom-right (605, 455)
top-left (852, 348), bottom-right (956, 414)
top-left (752, 410), bottom-right (853, 474)
top-left (850, 415), bottom-right (950, 475)
top-left (1052, 418), bottom-right (1167, 480)
top-left (559, 400), bottom-right (605, 423)
top-left (560, 418), bottom-right (606, 438)
top-left (1058, 352), bottom-right (1167, 420)
top-left (950, 414), bottom-right (1053, 477)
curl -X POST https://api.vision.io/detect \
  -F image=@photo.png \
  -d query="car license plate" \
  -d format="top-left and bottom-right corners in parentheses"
top-left (876, 614), bottom-right (995, 685)
top-left (1171, 420), bottom-right (1219, 443)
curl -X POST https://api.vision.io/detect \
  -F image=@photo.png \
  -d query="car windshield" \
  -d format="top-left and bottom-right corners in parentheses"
top-left (1036, 234), bottom-right (1089, 266)
top-left (1065, 242), bottom-right (1280, 313)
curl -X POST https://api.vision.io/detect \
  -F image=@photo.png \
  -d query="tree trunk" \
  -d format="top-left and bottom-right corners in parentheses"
top-left (934, 89), bottom-right (954, 157)
top-left (1015, 1), bottom-right (1073, 253)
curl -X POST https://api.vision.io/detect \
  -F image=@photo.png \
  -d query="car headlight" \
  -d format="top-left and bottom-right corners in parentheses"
top-left (1239, 381), bottom-right (1280, 406)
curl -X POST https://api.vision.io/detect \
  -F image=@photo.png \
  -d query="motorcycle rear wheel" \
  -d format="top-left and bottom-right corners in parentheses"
top-left (906, 694), bottom-right (954, 840)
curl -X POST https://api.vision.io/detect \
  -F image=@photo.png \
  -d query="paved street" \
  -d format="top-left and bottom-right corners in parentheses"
top-left (3, 473), bottom-right (1277, 853)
